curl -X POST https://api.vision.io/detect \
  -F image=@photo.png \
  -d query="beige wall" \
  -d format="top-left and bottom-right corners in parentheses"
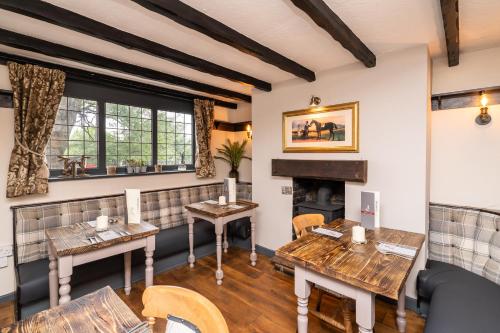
top-left (252, 46), bottom-right (431, 298)
top-left (430, 46), bottom-right (500, 210)
top-left (0, 65), bottom-right (251, 297)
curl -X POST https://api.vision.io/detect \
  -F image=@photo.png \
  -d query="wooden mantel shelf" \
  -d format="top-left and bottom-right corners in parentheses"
top-left (271, 159), bottom-right (367, 183)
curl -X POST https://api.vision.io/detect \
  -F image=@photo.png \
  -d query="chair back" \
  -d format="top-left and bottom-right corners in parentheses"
top-left (142, 285), bottom-right (229, 333)
top-left (292, 214), bottom-right (325, 238)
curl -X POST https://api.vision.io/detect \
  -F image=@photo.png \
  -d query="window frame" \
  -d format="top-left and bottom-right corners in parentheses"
top-left (49, 79), bottom-right (195, 178)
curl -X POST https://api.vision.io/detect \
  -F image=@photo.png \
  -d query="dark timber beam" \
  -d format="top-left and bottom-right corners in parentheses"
top-left (0, 0), bottom-right (271, 91)
top-left (132, 0), bottom-right (316, 82)
top-left (290, 0), bottom-right (376, 68)
top-left (440, 0), bottom-right (459, 67)
top-left (0, 51), bottom-right (237, 109)
top-left (0, 28), bottom-right (251, 102)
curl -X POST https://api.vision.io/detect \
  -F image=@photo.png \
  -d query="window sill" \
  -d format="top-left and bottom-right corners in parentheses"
top-left (48, 169), bottom-right (196, 182)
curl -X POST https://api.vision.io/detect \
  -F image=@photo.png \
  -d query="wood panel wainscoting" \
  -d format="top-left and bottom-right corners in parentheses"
top-left (0, 248), bottom-right (425, 332)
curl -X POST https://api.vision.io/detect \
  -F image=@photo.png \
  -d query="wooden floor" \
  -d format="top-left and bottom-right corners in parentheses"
top-left (0, 248), bottom-right (425, 332)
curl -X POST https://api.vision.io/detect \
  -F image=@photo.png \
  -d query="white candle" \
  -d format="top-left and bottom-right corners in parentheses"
top-left (96, 215), bottom-right (108, 231)
top-left (352, 226), bottom-right (366, 243)
top-left (218, 195), bottom-right (227, 205)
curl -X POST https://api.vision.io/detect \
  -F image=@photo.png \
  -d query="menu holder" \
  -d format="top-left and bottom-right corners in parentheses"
top-left (125, 189), bottom-right (141, 224)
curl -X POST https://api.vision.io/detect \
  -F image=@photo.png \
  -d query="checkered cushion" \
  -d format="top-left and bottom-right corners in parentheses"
top-left (429, 203), bottom-right (500, 285)
top-left (14, 183), bottom-right (252, 264)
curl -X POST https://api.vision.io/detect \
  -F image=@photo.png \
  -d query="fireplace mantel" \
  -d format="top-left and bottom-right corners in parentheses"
top-left (271, 159), bottom-right (367, 183)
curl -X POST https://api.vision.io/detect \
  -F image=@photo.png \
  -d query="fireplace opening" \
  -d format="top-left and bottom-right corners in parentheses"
top-left (292, 178), bottom-right (345, 238)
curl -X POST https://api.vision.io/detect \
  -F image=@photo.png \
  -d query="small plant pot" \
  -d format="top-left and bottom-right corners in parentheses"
top-left (106, 166), bottom-right (117, 175)
top-left (141, 166), bottom-right (147, 173)
top-left (134, 166), bottom-right (141, 173)
top-left (126, 166), bottom-right (134, 174)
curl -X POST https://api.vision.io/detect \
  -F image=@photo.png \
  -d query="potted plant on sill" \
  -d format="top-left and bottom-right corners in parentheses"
top-left (140, 160), bottom-right (148, 173)
top-left (126, 159), bottom-right (136, 174)
top-left (215, 139), bottom-right (251, 182)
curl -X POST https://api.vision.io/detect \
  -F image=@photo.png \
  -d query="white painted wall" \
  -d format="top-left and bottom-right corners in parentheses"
top-left (430, 46), bottom-right (500, 210)
top-left (252, 46), bottom-right (431, 298)
top-left (431, 105), bottom-right (500, 210)
top-left (0, 66), bottom-right (251, 297)
top-left (432, 45), bottom-right (500, 94)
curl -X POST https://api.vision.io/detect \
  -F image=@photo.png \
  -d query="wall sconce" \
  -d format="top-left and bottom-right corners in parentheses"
top-left (246, 123), bottom-right (252, 139)
top-left (476, 92), bottom-right (492, 125)
top-left (309, 95), bottom-right (321, 107)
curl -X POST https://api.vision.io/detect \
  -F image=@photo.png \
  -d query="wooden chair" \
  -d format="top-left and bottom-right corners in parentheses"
top-left (142, 285), bottom-right (229, 333)
top-left (292, 214), bottom-right (353, 333)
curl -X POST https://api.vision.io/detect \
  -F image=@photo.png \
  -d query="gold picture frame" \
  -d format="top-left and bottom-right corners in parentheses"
top-left (282, 102), bottom-right (359, 153)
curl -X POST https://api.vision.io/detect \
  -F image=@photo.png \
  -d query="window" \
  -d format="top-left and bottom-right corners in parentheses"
top-left (48, 79), bottom-right (195, 177)
top-left (47, 97), bottom-right (98, 170)
top-left (157, 110), bottom-right (193, 166)
top-left (105, 103), bottom-right (152, 167)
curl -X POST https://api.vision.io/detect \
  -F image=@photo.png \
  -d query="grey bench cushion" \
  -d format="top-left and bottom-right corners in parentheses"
top-left (424, 274), bottom-right (500, 333)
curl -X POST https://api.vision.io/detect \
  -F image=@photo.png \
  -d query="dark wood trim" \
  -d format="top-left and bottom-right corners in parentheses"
top-left (213, 120), bottom-right (251, 132)
top-left (272, 159), bottom-right (367, 183)
top-left (0, 52), bottom-right (237, 109)
top-left (290, 0), bottom-right (376, 68)
top-left (430, 202), bottom-right (500, 216)
top-left (440, 0), bottom-right (459, 67)
top-left (0, 0), bottom-right (271, 92)
top-left (431, 86), bottom-right (500, 111)
top-left (0, 28), bottom-right (251, 102)
top-left (0, 89), bottom-right (12, 108)
top-left (132, 0), bottom-right (316, 82)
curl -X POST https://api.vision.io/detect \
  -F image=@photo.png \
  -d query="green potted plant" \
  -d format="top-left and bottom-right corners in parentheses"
top-left (140, 160), bottom-right (148, 173)
top-left (215, 139), bottom-right (251, 182)
top-left (126, 159), bottom-right (136, 174)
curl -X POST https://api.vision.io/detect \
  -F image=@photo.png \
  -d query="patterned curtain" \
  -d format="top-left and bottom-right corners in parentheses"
top-left (6, 62), bottom-right (66, 198)
top-left (194, 99), bottom-right (216, 178)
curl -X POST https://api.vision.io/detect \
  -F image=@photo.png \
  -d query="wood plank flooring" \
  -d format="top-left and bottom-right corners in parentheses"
top-left (0, 248), bottom-right (425, 332)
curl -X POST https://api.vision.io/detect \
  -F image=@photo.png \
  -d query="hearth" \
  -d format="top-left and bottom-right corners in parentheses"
top-left (292, 178), bottom-right (345, 238)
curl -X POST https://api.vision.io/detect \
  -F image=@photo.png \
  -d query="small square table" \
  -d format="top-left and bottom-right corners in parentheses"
top-left (46, 219), bottom-right (158, 307)
top-left (276, 219), bottom-right (425, 333)
top-left (185, 200), bottom-right (258, 285)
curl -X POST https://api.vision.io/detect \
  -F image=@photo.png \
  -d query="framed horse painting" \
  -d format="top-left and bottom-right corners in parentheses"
top-left (282, 102), bottom-right (359, 152)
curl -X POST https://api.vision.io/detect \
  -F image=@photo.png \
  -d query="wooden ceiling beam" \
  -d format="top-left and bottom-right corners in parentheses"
top-left (0, 28), bottom-right (251, 102)
top-left (132, 0), bottom-right (316, 82)
top-left (290, 0), bottom-right (376, 68)
top-left (0, 51), bottom-right (238, 109)
top-left (0, 0), bottom-right (271, 91)
top-left (440, 0), bottom-right (459, 67)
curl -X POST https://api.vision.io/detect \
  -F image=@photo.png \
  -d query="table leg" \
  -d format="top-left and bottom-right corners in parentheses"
top-left (124, 251), bottom-right (131, 295)
top-left (295, 266), bottom-right (312, 333)
top-left (48, 248), bottom-right (58, 308)
top-left (355, 290), bottom-right (375, 333)
top-left (187, 212), bottom-right (195, 268)
top-left (145, 235), bottom-right (155, 288)
top-left (397, 286), bottom-right (407, 333)
top-left (250, 211), bottom-right (257, 266)
top-left (58, 256), bottom-right (73, 305)
top-left (223, 224), bottom-right (229, 254)
top-left (215, 221), bottom-right (224, 285)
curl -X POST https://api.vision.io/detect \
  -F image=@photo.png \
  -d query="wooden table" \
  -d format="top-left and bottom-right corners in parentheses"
top-left (185, 200), bottom-right (259, 285)
top-left (46, 219), bottom-right (159, 307)
top-left (1, 286), bottom-right (143, 333)
top-left (276, 219), bottom-right (425, 333)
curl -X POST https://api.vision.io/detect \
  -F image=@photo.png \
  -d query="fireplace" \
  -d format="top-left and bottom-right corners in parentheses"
top-left (292, 178), bottom-right (345, 238)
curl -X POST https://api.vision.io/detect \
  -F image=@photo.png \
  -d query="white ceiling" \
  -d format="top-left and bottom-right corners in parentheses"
top-left (0, 0), bottom-right (499, 103)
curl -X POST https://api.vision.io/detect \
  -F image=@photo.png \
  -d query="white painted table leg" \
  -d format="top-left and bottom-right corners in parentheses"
top-left (295, 266), bottom-right (312, 333)
top-left (48, 247), bottom-right (58, 308)
top-left (145, 235), bottom-right (155, 288)
top-left (215, 221), bottom-right (224, 285)
top-left (58, 256), bottom-right (73, 305)
top-left (355, 289), bottom-right (375, 333)
top-left (187, 212), bottom-right (195, 268)
top-left (250, 211), bottom-right (257, 266)
top-left (223, 224), bottom-right (228, 254)
top-left (124, 251), bottom-right (131, 296)
top-left (397, 286), bottom-right (407, 333)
